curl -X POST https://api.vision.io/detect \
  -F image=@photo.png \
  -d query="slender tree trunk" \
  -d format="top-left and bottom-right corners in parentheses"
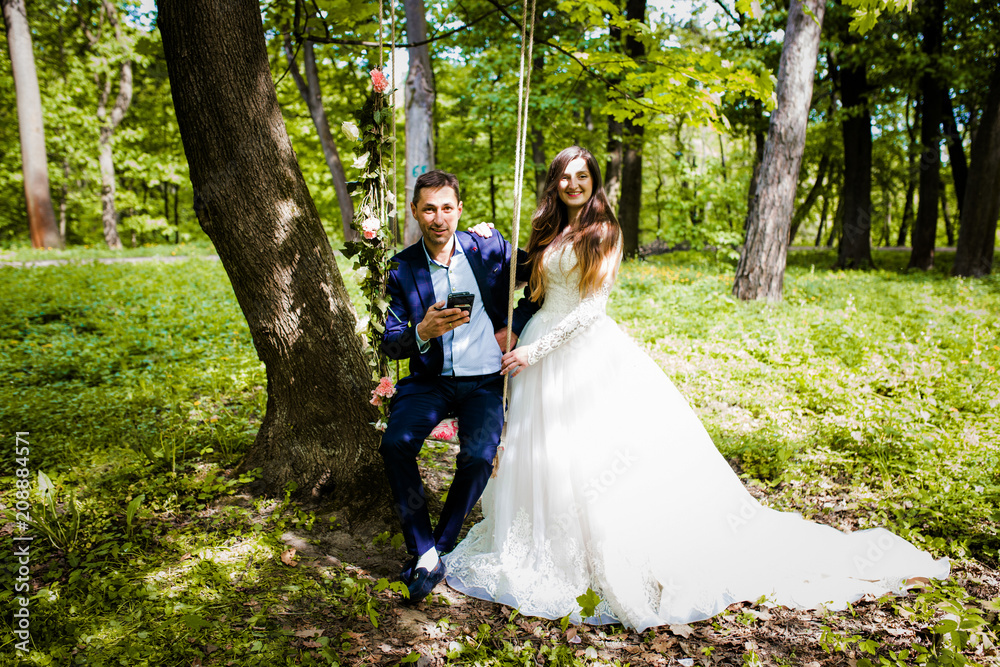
top-left (59, 157), bottom-right (69, 240)
top-left (157, 0), bottom-right (391, 521)
top-left (908, 0), bottom-right (944, 270)
top-left (789, 153), bottom-right (829, 245)
top-left (173, 184), bottom-right (179, 229)
top-left (940, 181), bottom-right (954, 245)
top-left (744, 99), bottom-right (766, 229)
top-left (898, 95), bottom-right (919, 246)
top-left (815, 191), bottom-right (830, 246)
top-left (530, 54), bottom-right (546, 204)
top-left (733, 0), bottom-right (826, 300)
top-left (954, 55), bottom-right (1000, 277)
top-left (3, 0), bottom-right (61, 249)
top-left (605, 117), bottom-right (623, 209)
top-left (836, 51), bottom-right (873, 268)
top-left (488, 105), bottom-right (497, 223)
top-left (943, 90), bottom-right (968, 218)
top-left (283, 36), bottom-right (357, 242)
top-left (827, 194), bottom-right (844, 247)
top-left (604, 20), bottom-right (623, 209)
top-left (94, 0), bottom-right (132, 251)
top-left (531, 127), bottom-right (546, 204)
top-left (403, 0), bottom-right (435, 245)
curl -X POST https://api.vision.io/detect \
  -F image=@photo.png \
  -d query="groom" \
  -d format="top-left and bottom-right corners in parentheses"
top-left (380, 170), bottom-right (536, 604)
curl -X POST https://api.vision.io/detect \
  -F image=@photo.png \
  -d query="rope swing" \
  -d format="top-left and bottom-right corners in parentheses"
top-left (502, 0), bottom-right (538, 412)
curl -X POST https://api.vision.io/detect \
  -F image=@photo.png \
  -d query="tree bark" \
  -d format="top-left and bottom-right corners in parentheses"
top-left (836, 50), bottom-right (873, 268)
top-left (908, 0), bottom-right (944, 270)
top-left (617, 0), bottom-right (647, 258)
top-left (943, 90), bottom-right (968, 218)
top-left (733, 0), bottom-right (826, 301)
top-left (403, 0), bottom-right (435, 245)
top-left (954, 55), bottom-right (1000, 277)
top-left (283, 36), bottom-right (357, 242)
top-left (156, 0), bottom-right (391, 522)
top-left (2, 0), bottom-right (61, 249)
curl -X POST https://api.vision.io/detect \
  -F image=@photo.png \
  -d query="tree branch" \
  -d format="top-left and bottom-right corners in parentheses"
top-left (482, 0), bottom-right (662, 113)
top-left (295, 4), bottom-right (509, 48)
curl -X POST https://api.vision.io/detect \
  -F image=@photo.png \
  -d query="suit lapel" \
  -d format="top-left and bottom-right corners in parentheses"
top-left (458, 232), bottom-right (492, 313)
top-left (406, 246), bottom-right (437, 313)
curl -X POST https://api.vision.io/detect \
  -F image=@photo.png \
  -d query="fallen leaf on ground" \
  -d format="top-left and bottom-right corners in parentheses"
top-left (669, 623), bottom-right (694, 638)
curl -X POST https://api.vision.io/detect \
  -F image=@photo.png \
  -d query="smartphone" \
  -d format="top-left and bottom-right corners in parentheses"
top-left (446, 291), bottom-right (475, 314)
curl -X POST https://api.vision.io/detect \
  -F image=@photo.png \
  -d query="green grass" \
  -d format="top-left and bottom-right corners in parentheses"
top-left (0, 239), bottom-right (218, 263)
top-left (0, 246), bottom-right (998, 665)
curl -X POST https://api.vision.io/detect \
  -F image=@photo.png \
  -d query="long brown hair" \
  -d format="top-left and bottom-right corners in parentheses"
top-left (525, 147), bottom-right (621, 301)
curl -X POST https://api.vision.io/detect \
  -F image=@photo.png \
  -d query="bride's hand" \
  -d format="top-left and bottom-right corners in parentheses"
top-left (468, 221), bottom-right (495, 238)
top-left (501, 347), bottom-right (531, 377)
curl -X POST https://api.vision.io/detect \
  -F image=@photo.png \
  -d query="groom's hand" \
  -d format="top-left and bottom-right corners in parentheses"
top-left (417, 300), bottom-right (470, 340)
top-left (495, 328), bottom-right (518, 353)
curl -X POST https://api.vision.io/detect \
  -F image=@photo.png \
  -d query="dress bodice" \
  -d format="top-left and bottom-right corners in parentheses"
top-left (538, 241), bottom-right (611, 318)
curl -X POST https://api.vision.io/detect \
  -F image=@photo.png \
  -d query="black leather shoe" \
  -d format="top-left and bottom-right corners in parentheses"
top-left (398, 556), bottom-right (418, 584)
top-left (404, 559), bottom-right (446, 605)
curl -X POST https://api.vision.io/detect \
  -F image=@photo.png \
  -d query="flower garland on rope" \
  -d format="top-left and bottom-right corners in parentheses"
top-left (341, 68), bottom-right (396, 432)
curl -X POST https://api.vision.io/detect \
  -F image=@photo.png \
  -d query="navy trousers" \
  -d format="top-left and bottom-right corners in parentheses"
top-left (379, 374), bottom-right (505, 559)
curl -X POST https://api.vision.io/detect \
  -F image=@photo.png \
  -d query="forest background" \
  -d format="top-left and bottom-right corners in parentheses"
top-left (3, 0), bottom-right (998, 267)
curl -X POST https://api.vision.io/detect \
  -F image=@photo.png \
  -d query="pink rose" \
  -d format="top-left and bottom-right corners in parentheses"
top-left (362, 217), bottom-right (380, 240)
top-left (375, 376), bottom-right (396, 398)
top-left (370, 392), bottom-right (382, 407)
top-left (430, 418), bottom-right (458, 441)
top-left (370, 68), bottom-right (389, 93)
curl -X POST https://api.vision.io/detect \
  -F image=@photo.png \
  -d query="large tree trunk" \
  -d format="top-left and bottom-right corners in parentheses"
top-left (157, 0), bottom-right (391, 522)
top-left (908, 0), bottom-right (944, 270)
top-left (954, 56), bottom-right (1000, 277)
top-left (403, 0), bottom-right (434, 245)
top-left (2, 0), bottom-right (61, 249)
top-left (283, 36), bottom-right (357, 242)
top-left (94, 0), bottom-right (132, 251)
top-left (836, 49), bottom-right (873, 268)
top-left (618, 0), bottom-right (646, 258)
top-left (943, 90), bottom-right (968, 218)
top-left (733, 0), bottom-right (826, 301)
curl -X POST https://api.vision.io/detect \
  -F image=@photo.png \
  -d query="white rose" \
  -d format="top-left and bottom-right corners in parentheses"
top-left (352, 153), bottom-right (369, 169)
top-left (341, 121), bottom-right (360, 142)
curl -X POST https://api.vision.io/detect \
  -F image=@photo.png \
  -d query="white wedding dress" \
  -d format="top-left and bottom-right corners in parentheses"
top-left (444, 240), bottom-right (950, 631)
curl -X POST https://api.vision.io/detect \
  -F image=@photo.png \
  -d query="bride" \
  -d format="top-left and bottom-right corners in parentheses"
top-left (444, 146), bottom-right (950, 631)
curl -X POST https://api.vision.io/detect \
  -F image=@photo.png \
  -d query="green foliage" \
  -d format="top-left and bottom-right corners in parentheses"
top-left (0, 241), bottom-right (997, 664)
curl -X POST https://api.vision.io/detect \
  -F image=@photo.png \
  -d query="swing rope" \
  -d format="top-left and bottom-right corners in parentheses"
top-left (502, 0), bottom-right (538, 413)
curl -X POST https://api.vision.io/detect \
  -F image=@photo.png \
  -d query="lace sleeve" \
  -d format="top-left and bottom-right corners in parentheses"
top-left (519, 235), bottom-right (622, 365)
top-left (520, 280), bottom-right (613, 365)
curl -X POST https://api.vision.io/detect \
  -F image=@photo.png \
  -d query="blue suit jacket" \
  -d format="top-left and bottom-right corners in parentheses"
top-left (381, 230), bottom-right (538, 397)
